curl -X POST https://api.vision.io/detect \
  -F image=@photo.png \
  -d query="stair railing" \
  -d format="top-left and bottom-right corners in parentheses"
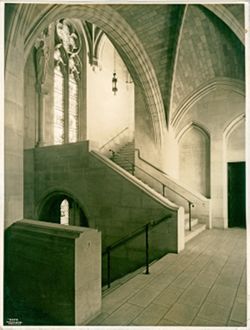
top-left (102, 214), bottom-right (171, 288)
top-left (135, 148), bottom-right (196, 230)
top-left (110, 149), bottom-right (194, 231)
top-left (99, 127), bottom-right (129, 152)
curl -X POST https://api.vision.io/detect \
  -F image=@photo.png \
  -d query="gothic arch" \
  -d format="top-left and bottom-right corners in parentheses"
top-left (36, 189), bottom-right (86, 218)
top-left (222, 113), bottom-right (245, 228)
top-left (203, 4), bottom-right (244, 45)
top-left (176, 121), bottom-right (210, 143)
top-left (16, 4), bottom-right (166, 145)
top-left (172, 78), bottom-right (245, 128)
top-left (223, 113), bottom-right (245, 142)
top-left (37, 189), bottom-right (89, 227)
top-left (178, 122), bottom-right (210, 197)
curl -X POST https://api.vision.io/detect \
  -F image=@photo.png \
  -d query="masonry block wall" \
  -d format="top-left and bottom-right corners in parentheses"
top-left (87, 35), bottom-right (134, 148)
top-left (4, 220), bottom-right (101, 325)
top-left (176, 88), bottom-right (245, 228)
top-left (5, 22), bottom-right (24, 229)
top-left (24, 141), bottom-right (181, 282)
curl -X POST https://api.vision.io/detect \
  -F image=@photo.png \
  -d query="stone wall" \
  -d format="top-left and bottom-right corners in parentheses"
top-left (175, 87), bottom-right (245, 228)
top-left (179, 125), bottom-right (210, 197)
top-left (4, 220), bottom-right (101, 325)
top-left (5, 25), bottom-right (24, 228)
top-left (87, 35), bottom-right (134, 149)
top-left (24, 141), bottom-right (182, 282)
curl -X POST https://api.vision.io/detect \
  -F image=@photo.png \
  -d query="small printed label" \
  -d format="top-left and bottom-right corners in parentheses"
top-left (6, 318), bottom-right (23, 325)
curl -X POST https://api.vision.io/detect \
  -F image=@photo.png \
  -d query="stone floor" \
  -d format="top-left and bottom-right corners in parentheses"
top-left (89, 228), bottom-right (247, 327)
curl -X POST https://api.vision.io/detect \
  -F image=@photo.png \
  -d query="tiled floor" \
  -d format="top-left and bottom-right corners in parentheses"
top-left (89, 228), bottom-right (247, 326)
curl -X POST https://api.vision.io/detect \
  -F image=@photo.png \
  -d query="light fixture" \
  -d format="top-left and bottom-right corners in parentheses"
top-left (112, 72), bottom-right (118, 95)
top-left (112, 48), bottom-right (118, 95)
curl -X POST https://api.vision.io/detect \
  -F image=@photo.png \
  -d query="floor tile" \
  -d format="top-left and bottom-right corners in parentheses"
top-left (191, 270), bottom-right (218, 288)
top-left (197, 301), bottom-right (231, 323)
top-left (227, 319), bottom-right (246, 326)
top-left (229, 302), bottom-right (246, 324)
top-left (164, 302), bottom-right (199, 325)
top-left (157, 318), bottom-right (179, 326)
top-left (215, 272), bottom-right (242, 288)
top-left (177, 284), bottom-right (210, 307)
top-left (88, 312), bottom-right (109, 325)
top-left (206, 284), bottom-right (237, 306)
top-left (131, 303), bottom-right (168, 325)
top-left (94, 229), bottom-right (246, 326)
top-left (235, 292), bottom-right (246, 304)
top-left (102, 273), bottom-right (150, 313)
top-left (171, 270), bottom-right (198, 289)
top-left (152, 285), bottom-right (184, 306)
top-left (127, 283), bottom-right (163, 307)
top-left (101, 302), bottom-right (143, 325)
top-left (203, 260), bottom-right (225, 273)
top-left (191, 316), bottom-right (226, 326)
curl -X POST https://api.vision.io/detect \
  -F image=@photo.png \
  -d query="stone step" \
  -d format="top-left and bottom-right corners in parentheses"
top-left (184, 216), bottom-right (199, 230)
top-left (185, 223), bottom-right (206, 243)
top-left (113, 159), bottom-right (133, 167)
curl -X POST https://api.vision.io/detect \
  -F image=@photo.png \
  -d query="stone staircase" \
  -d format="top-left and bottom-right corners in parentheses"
top-left (184, 214), bottom-right (206, 243)
top-left (110, 141), bottom-right (206, 243)
top-left (111, 141), bottom-right (135, 174)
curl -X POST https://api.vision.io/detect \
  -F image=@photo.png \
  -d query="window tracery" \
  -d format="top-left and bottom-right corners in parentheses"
top-left (53, 19), bottom-right (81, 144)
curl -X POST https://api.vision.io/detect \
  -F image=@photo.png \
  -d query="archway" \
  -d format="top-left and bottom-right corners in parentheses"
top-left (224, 114), bottom-right (245, 228)
top-left (20, 4), bottom-right (165, 145)
top-left (178, 123), bottom-right (210, 197)
top-left (39, 193), bottom-right (88, 227)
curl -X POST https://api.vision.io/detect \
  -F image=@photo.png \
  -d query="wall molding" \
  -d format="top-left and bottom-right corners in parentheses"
top-left (176, 121), bottom-right (211, 143)
top-left (223, 113), bottom-right (245, 141)
top-left (171, 78), bottom-right (245, 128)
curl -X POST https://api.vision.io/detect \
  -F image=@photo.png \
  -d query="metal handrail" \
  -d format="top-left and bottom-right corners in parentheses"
top-left (103, 214), bottom-right (171, 288)
top-left (135, 148), bottom-right (194, 204)
top-left (99, 127), bottom-right (129, 150)
top-left (110, 149), bottom-right (194, 231)
top-left (110, 149), bottom-right (167, 195)
top-left (135, 148), bottom-right (195, 231)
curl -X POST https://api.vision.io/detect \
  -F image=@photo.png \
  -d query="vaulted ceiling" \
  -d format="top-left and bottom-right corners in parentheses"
top-left (5, 3), bottom-right (245, 129)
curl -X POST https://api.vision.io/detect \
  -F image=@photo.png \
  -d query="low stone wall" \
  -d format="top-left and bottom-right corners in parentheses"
top-left (4, 220), bottom-right (101, 325)
top-left (135, 154), bottom-right (211, 228)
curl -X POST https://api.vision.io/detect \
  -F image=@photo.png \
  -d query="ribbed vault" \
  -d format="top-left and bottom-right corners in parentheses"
top-left (5, 3), bottom-right (245, 134)
top-left (170, 5), bottom-right (245, 125)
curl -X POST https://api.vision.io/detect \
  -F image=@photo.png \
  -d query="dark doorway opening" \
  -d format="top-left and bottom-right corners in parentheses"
top-left (39, 194), bottom-right (88, 227)
top-left (228, 162), bottom-right (246, 228)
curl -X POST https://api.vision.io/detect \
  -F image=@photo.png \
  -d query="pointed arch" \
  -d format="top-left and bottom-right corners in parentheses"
top-left (37, 189), bottom-right (89, 227)
top-left (16, 4), bottom-right (166, 145)
top-left (178, 122), bottom-right (210, 197)
top-left (224, 113), bottom-right (245, 142)
top-left (172, 78), bottom-right (245, 128)
top-left (203, 4), bottom-right (244, 45)
top-left (176, 121), bottom-right (210, 143)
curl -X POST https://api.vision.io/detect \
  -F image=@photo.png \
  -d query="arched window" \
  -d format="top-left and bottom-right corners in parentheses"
top-left (54, 64), bottom-right (65, 144)
top-left (69, 73), bottom-right (78, 142)
top-left (60, 199), bottom-right (69, 225)
top-left (53, 19), bottom-right (81, 144)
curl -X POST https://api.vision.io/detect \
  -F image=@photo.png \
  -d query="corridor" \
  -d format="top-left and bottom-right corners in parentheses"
top-left (89, 228), bottom-right (246, 327)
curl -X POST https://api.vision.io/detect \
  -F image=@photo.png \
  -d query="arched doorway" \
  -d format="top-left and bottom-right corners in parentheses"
top-left (225, 115), bottom-right (245, 228)
top-left (39, 193), bottom-right (88, 227)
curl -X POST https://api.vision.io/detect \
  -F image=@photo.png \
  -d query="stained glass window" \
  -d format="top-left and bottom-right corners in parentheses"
top-left (53, 19), bottom-right (81, 144)
top-left (69, 73), bottom-right (78, 142)
top-left (54, 65), bottom-right (64, 144)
